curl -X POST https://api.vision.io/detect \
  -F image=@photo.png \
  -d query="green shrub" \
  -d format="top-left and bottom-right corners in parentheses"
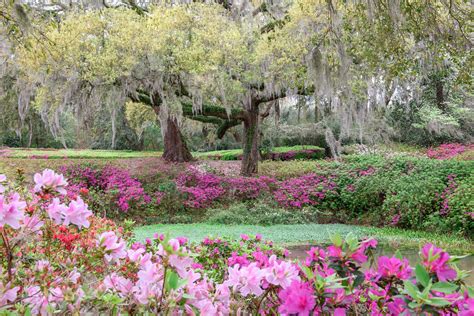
top-left (205, 202), bottom-right (318, 225)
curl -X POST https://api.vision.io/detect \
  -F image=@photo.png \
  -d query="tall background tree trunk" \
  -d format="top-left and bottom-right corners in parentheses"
top-left (241, 106), bottom-right (259, 176)
top-left (162, 117), bottom-right (193, 162)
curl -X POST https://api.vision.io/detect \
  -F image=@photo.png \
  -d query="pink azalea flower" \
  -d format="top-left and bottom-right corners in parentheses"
top-left (127, 248), bottom-right (146, 262)
top-left (97, 231), bottom-right (127, 262)
top-left (0, 284), bottom-right (19, 306)
top-left (387, 297), bottom-right (408, 315)
top-left (278, 280), bottom-right (315, 316)
top-left (23, 215), bottom-right (44, 233)
top-left (377, 256), bottom-right (412, 280)
top-left (104, 273), bottom-right (134, 295)
top-left (48, 287), bottom-right (64, 304)
top-left (265, 255), bottom-right (300, 288)
top-left (225, 263), bottom-right (265, 297)
top-left (62, 197), bottom-right (92, 229)
top-left (228, 252), bottom-right (249, 267)
top-left (46, 198), bottom-right (68, 225)
top-left (334, 307), bottom-right (347, 316)
top-left (421, 243), bottom-right (457, 281)
top-left (168, 254), bottom-right (194, 277)
top-left (327, 245), bottom-right (343, 258)
top-left (305, 247), bottom-right (326, 266)
top-left (137, 260), bottom-right (163, 285)
top-left (33, 169), bottom-right (68, 195)
top-left (0, 193), bottom-right (26, 229)
top-left (458, 297), bottom-right (474, 316)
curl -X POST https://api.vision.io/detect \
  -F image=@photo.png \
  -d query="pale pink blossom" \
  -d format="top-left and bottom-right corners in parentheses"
top-left (97, 231), bottom-right (127, 262)
top-left (63, 197), bottom-right (92, 229)
top-left (225, 263), bottom-right (265, 297)
top-left (127, 248), bottom-right (146, 262)
top-left (23, 215), bottom-right (44, 233)
top-left (34, 169), bottom-right (68, 195)
top-left (46, 198), bottom-right (67, 225)
top-left (104, 273), bottom-right (134, 295)
top-left (0, 284), bottom-right (19, 306)
top-left (0, 193), bottom-right (26, 229)
top-left (265, 255), bottom-right (300, 288)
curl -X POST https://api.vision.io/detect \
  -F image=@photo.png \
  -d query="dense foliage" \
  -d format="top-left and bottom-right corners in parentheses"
top-left (59, 153), bottom-right (474, 236)
top-left (0, 170), bottom-right (473, 315)
top-left (1, 1), bottom-right (472, 171)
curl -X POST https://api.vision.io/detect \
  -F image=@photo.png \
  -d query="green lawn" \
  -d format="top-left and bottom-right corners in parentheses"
top-left (2, 145), bottom-right (320, 159)
top-left (194, 145), bottom-right (322, 158)
top-left (133, 223), bottom-right (474, 254)
top-left (3, 148), bottom-right (162, 159)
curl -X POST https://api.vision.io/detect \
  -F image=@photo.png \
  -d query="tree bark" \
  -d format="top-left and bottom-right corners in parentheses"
top-left (241, 105), bottom-right (260, 176)
top-left (162, 116), bottom-right (193, 162)
top-left (435, 80), bottom-right (446, 112)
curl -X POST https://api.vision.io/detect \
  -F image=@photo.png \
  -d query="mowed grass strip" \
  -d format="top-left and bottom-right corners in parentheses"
top-left (133, 223), bottom-right (474, 254)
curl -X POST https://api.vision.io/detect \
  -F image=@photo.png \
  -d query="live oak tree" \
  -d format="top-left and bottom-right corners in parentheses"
top-left (10, 0), bottom-right (473, 174)
top-left (17, 4), bottom-right (247, 161)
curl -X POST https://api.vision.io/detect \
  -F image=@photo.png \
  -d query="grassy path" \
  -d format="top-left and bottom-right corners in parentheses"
top-left (133, 223), bottom-right (473, 254)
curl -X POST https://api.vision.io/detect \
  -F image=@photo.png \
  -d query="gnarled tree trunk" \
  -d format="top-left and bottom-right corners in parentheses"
top-left (241, 106), bottom-right (260, 176)
top-left (161, 117), bottom-right (193, 163)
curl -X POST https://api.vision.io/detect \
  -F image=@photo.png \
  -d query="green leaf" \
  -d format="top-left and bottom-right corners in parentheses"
top-left (468, 286), bottom-right (474, 298)
top-left (415, 264), bottom-right (430, 288)
top-left (299, 263), bottom-right (314, 279)
top-left (394, 250), bottom-right (404, 260)
top-left (353, 272), bottom-right (365, 288)
top-left (404, 280), bottom-right (420, 298)
top-left (166, 271), bottom-right (180, 291)
top-left (431, 282), bottom-right (458, 294)
top-left (426, 297), bottom-right (451, 307)
top-left (331, 233), bottom-right (343, 248)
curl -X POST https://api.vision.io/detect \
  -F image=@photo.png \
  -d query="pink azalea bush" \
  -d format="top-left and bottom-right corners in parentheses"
top-left (60, 164), bottom-right (151, 212)
top-left (176, 166), bottom-right (339, 209)
top-left (273, 173), bottom-right (337, 208)
top-left (175, 166), bottom-right (276, 208)
top-left (427, 143), bottom-right (473, 160)
top-left (0, 169), bottom-right (473, 314)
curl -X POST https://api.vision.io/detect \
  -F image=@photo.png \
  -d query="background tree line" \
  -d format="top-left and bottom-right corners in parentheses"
top-left (0, 0), bottom-right (472, 174)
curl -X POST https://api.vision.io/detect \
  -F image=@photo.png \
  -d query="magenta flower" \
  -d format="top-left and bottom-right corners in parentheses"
top-left (387, 297), bottom-right (408, 314)
top-left (305, 247), bottom-right (326, 266)
top-left (0, 193), bottom-right (26, 229)
top-left (377, 256), bottom-right (412, 280)
top-left (225, 263), bottom-right (265, 297)
top-left (421, 243), bottom-right (457, 281)
top-left (228, 252), bottom-right (249, 267)
top-left (97, 231), bottom-right (127, 262)
top-left (278, 280), bottom-right (315, 316)
top-left (327, 245), bottom-right (343, 259)
top-left (33, 169), bottom-right (68, 195)
top-left (240, 234), bottom-right (249, 241)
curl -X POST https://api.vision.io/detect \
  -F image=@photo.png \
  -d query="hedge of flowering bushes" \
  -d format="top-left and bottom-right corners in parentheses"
top-left (59, 164), bottom-right (152, 215)
top-left (427, 143), bottom-right (474, 160)
top-left (1, 170), bottom-right (473, 315)
top-left (60, 155), bottom-right (474, 236)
